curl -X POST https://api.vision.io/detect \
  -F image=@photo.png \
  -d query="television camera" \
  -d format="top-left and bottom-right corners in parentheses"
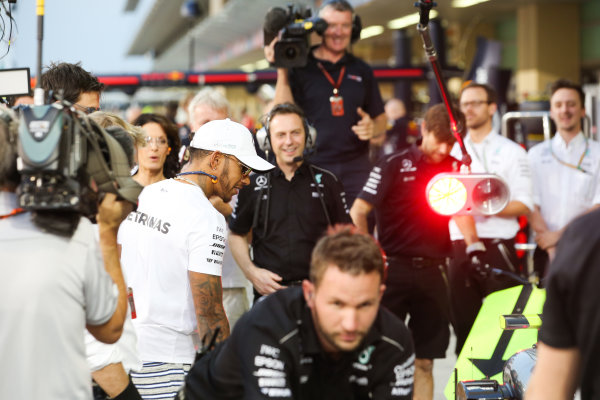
top-left (16, 100), bottom-right (142, 212)
top-left (0, 69), bottom-right (142, 235)
top-left (263, 4), bottom-right (328, 68)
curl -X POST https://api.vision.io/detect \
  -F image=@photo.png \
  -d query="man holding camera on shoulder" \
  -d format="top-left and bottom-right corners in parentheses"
top-left (40, 61), bottom-right (144, 400)
top-left (264, 0), bottom-right (386, 206)
top-left (0, 108), bottom-right (131, 398)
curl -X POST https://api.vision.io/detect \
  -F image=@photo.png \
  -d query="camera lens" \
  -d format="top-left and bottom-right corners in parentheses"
top-left (285, 45), bottom-right (298, 60)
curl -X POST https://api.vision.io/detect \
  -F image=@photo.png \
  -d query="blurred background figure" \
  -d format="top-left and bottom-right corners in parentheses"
top-left (188, 88), bottom-right (229, 133)
top-left (132, 113), bottom-right (181, 186)
top-left (125, 104), bottom-right (143, 124)
top-left (384, 98), bottom-right (410, 149)
top-left (10, 94), bottom-right (34, 107)
top-left (528, 79), bottom-right (600, 280)
top-left (240, 106), bottom-right (255, 131)
top-left (177, 92), bottom-right (196, 147)
top-left (371, 98), bottom-right (412, 161)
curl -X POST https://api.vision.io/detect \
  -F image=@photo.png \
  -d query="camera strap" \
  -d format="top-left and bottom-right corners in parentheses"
top-left (317, 62), bottom-right (346, 117)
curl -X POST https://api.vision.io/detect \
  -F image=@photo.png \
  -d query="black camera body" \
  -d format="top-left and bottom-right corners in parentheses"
top-left (264, 4), bottom-right (327, 68)
top-left (17, 105), bottom-right (86, 211)
top-left (15, 103), bottom-right (142, 222)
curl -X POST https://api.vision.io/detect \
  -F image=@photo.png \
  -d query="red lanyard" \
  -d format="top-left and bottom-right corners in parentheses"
top-left (0, 207), bottom-right (26, 220)
top-left (317, 62), bottom-right (345, 95)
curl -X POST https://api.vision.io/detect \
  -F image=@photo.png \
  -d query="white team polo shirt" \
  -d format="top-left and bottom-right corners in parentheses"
top-left (528, 132), bottom-right (600, 232)
top-left (118, 179), bottom-right (226, 364)
top-left (449, 130), bottom-right (533, 240)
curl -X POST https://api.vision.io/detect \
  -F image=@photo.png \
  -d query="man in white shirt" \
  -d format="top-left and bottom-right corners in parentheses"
top-left (528, 79), bottom-right (600, 278)
top-left (448, 82), bottom-right (534, 355)
top-left (187, 88), bottom-right (252, 328)
top-left (119, 119), bottom-right (274, 399)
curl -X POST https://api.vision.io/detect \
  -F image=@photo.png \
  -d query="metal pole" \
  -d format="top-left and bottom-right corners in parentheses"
top-left (189, 22), bottom-right (195, 71)
top-left (415, 0), bottom-right (471, 167)
top-left (33, 0), bottom-right (45, 105)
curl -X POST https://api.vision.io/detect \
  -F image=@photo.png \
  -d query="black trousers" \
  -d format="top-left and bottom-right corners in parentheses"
top-left (533, 246), bottom-right (550, 285)
top-left (382, 256), bottom-right (451, 359)
top-left (448, 238), bottom-right (521, 356)
top-left (93, 375), bottom-right (141, 400)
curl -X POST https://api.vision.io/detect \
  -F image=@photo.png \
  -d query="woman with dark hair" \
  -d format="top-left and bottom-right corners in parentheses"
top-left (132, 113), bottom-right (181, 186)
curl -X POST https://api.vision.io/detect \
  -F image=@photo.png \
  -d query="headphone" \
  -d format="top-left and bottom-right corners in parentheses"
top-left (320, 0), bottom-right (362, 44)
top-left (256, 103), bottom-right (317, 154)
top-left (252, 104), bottom-right (331, 240)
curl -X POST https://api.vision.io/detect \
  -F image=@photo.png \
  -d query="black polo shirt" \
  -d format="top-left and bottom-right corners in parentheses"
top-left (289, 48), bottom-right (384, 167)
top-left (229, 162), bottom-right (350, 281)
top-left (540, 209), bottom-right (600, 399)
top-left (183, 287), bottom-right (415, 400)
top-left (357, 144), bottom-right (460, 258)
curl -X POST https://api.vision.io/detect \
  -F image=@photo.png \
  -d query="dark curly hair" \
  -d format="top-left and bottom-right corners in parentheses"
top-left (423, 103), bottom-right (466, 142)
top-left (133, 113), bottom-right (181, 179)
top-left (41, 62), bottom-right (104, 103)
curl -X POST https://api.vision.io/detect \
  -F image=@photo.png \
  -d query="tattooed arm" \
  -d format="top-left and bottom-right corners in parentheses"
top-left (189, 271), bottom-right (230, 345)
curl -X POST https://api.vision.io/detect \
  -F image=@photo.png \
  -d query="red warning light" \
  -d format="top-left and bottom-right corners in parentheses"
top-left (426, 173), bottom-right (510, 216)
top-left (427, 176), bottom-right (468, 216)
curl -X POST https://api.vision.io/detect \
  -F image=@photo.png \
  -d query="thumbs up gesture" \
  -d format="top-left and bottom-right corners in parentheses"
top-left (351, 107), bottom-right (374, 141)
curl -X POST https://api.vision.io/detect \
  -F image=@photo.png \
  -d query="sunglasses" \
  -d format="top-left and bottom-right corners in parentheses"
top-left (74, 103), bottom-right (101, 114)
top-left (224, 154), bottom-right (252, 177)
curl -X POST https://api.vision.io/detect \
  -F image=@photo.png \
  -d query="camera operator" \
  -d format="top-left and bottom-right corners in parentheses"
top-left (0, 109), bottom-right (132, 398)
top-left (41, 61), bottom-right (103, 113)
top-left (178, 225), bottom-right (415, 400)
top-left (264, 0), bottom-right (386, 205)
top-left (40, 61), bottom-right (143, 400)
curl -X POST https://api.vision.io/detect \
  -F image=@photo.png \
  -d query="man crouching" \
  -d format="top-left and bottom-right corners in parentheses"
top-left (178, 224), bottom-right (415, 399)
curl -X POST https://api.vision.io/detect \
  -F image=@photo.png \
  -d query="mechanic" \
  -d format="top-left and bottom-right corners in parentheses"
top-left (178, 225), bottom-right (415, 400)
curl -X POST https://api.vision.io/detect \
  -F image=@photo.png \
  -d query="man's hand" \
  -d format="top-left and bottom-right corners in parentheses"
top-left (264, 37), bottom-right (277, 64)
top-left (96, 193), bottom-right (133, 232)
top-left (547, 246), bottom-right (557, 262)
top-left (535, 230), bottom-right (561, 250)
top-left (89, 193), bottom-right (133, 344)
top-left (209, 196), bottom-right (233, 218)
top-left (466, 241), bottom-right (490, 278)
top-left (351, 107), bottom-right (375, 141)
top-left (249, 266), bottom-right (285, 295)
top-left (229, 232), bottom-right (286, 296)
